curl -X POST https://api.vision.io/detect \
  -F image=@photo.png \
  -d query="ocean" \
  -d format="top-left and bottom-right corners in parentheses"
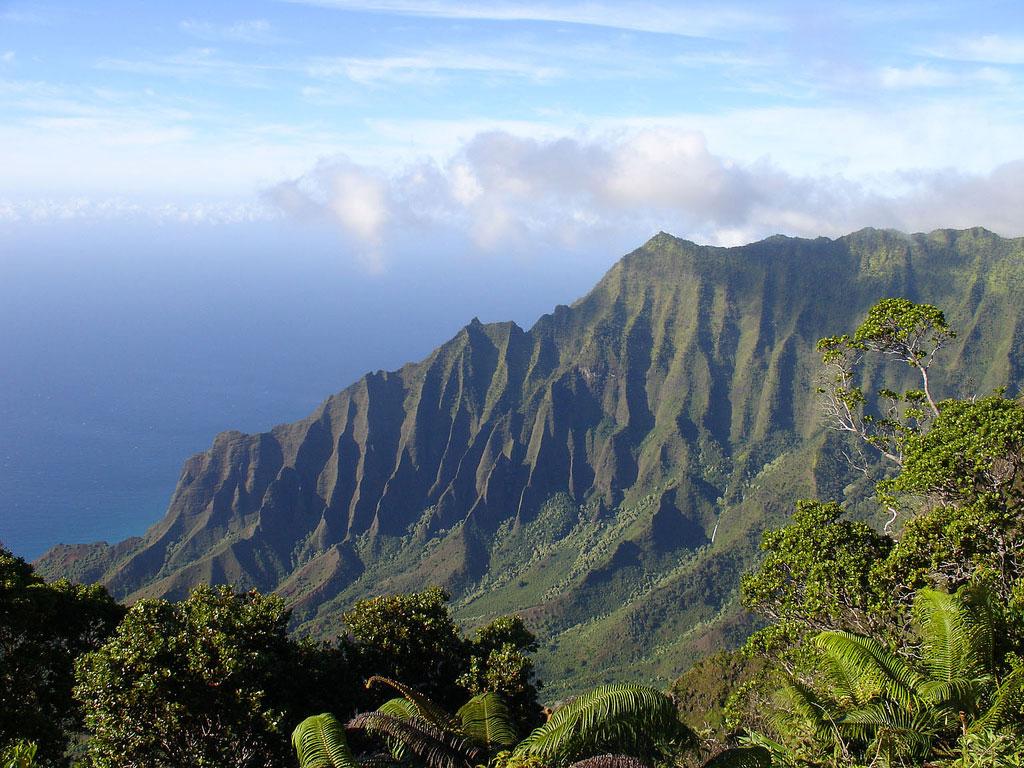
top-left (0, 220), bottom-right (614, 560)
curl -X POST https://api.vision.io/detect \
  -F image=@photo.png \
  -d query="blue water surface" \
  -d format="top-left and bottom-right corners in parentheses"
top-left (0, 219), bottom-right (616, 560)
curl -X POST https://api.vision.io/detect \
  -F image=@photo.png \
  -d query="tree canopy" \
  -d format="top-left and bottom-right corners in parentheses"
top-left (728, 297), bottom-right (1024, 766)
top-left (0, 547), bottom-right (123, 767)
top-left (73, 585), bottom-right (356, 768)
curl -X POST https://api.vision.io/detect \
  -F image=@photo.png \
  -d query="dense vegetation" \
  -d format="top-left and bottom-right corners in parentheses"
top-left (0, 570), bottom-right (541, 768)
top-left (5, 293), bottom-right (1023, 767)
top-left (2, 552), bottom-right (768, 767)
top-left (681, 298), bottom-right (1024, 765)
top-left (0, 549), bottom-right (123, 766)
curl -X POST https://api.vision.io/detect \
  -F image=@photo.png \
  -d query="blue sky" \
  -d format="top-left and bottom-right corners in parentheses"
top-left (2, 0), bottom-right (1023, 264)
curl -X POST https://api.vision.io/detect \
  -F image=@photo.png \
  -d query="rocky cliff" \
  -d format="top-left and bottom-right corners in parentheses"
top-left (38, 227), bottom-right (1024, 692)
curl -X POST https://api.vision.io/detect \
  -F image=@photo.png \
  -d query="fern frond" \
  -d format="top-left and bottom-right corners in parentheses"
top-left (914, 589), bottom-right (978, 685)
top-left (971, 666), bottom-right (1024, 733)
top-left (815, 631), bottom-right (924, 708)
top-left (365, 676), bottom-right (459, 729)
top-left (376, 698), bottom-right (422, 761)
top-left (358, 753), bottom-right (403, 768)
top-left (771, 676), bottom-right (837, 743)
top-left (379, 698), bottom-right (420, 720)
top-left (917, 677), bottom-right (986, 712)
top-left (457, 692), bottom-right (518, 751)
top-left (840, 700), bottom-right (936, 759)
top-left (293, 713), bottom-right (359, 768)
top-left (819, 652), bottom-right (864, 708)
top-left (348, 711), bottom-right (482, 768)
top-left (515, 684), bottom-right (693, 762)
top-left (959, 583), bottom-right (998, 678)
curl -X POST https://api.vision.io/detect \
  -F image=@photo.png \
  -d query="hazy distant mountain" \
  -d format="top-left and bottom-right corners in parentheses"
top-left (37, 227), bottom-right (1024, 693)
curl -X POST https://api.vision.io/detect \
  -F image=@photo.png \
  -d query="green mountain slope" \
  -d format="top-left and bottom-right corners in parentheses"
top-left (37, 227), bottom-right (1024, 695)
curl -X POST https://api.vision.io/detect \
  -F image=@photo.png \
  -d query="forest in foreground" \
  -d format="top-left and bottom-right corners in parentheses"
top-left (4, 297), bottom-right (1024, 768)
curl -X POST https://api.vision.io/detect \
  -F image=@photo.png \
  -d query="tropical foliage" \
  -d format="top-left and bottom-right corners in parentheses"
top-left (343, 589), bottom-right (543, 728)
top-left (756, 585), bottom-right (1022, 765)
top-left (0, 548), bottom-right (122, 767)
top-left (72, 585), bottom-right (348, 768)
top-left (0, 741), bottom-right (38, 768)
top-left (727, 298), bottom-right (1024, 766)
top-left (342, 588), bottom-right (471, 711)
top-left (292, 681), bottom-right (765, 768)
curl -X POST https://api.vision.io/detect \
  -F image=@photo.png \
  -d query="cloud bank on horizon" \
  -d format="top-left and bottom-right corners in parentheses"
top-left (2, 0), bottom-right (1023, 266)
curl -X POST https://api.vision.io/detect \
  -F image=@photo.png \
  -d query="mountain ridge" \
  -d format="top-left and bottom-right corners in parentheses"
top-left (37, 226), bottom-right (1024, 692)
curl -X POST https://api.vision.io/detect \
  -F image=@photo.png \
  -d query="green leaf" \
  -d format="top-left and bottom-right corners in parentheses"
top-left (458, 692), bottom-right (518, 751)
top-left (567, 755), bottom-right (649, 768)
top-left (814, 631), bottom-right (924, 709)
top-left (293, 713), bottom-right (358, 768)
top-left (515, 684), bottom-right (694, 762)
top-left (366, 676), bottom-right (459, 730)
top-left (972, 666), bottom-right (1024, 733)
top-left (349, 711), bottom-right (482, 768)
top-left (914, 589), bottom-right (977, 689)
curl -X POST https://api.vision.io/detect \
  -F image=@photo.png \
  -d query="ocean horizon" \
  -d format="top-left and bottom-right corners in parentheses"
top-left (0, 221), bottom-right (613, 560)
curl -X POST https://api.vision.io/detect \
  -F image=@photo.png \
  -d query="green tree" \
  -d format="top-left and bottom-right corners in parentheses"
top-left (73, 584), bottom-right (355, 768)
top-left (740, 500), bottom-right (892, 636)
top-left (748, 301), bottom-right (1024, 631)
top-left (733, 299), bottom-right (1024, 765)
top-left (817, 297), bottom-right (954, 469)
top-left (459, 615), bottom-right (544, 734)
top-left (342, 587), bottom-right (470, 711)
top-left (874, 396), bottom-right (1024, 600)
top-left (342, 588), bottom-right (543, 724)
top-left (0, 547), bottom-right (123, 767)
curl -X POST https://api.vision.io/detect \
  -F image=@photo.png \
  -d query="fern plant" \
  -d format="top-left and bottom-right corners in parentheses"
top-left (458, 692), bottom-right (519, 754)
top-left (0, 742), bottom-right (37, 768)
top-left (760, 584), bottom-right (1024, 766)
top-left (292, 714), bottom-right (358, 768)
top-left (293, 679), bottom-right (764, 768)
top-left (514, 683), bottom-right (695, 764)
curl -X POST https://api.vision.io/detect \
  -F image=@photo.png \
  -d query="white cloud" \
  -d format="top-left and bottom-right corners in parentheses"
top-left (267, 159), bottom-right (391, 270)
top-left (880, 64), bottom-right (955, 88)
top-left (886, 161), bottom-right (1024, 236)
top-left (326, 167), bottom-right (388, 241)
top-left (1, 51), bottom-right (14, 64)
top-left (281, 0), bottom-right (778, 38)
top-left (926, 34), bottom-right (1024, 64)
top-left (8, 125), bottom-right (1024, 269)
top-left (356, 98), bottom-right (1024, 181)
top-left (306, 51), bottom-right (560, 85)
top-left (0, 88), bottom-right (351, 200)
top-left (95, 43), bottom-right (560, 92)
top-left (0, 197), bottom-right (275, 224)
top-left (96, 49), bottom-right (279, 87)
top-left (5, 58), bottom-right (1024, 270)
top-left (179, 19), bottom-right (285, 45)
top-left (880, 63), bottom-right (1012, 89)
top-left (264, 128), bottom-right (1024, 268)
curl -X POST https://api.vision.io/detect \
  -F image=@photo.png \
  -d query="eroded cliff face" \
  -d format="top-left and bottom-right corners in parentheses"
top-left (38, 227), bottom-right (1024, 692)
